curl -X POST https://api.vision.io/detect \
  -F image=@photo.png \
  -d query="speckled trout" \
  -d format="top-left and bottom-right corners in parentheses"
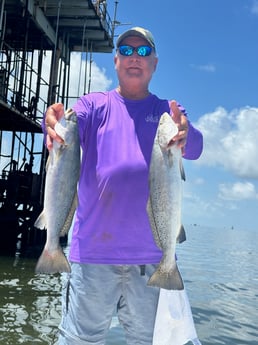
top-left (34, 109), bottom-right (80, 274)
top-left (147, 112), bottom-right (186, 290)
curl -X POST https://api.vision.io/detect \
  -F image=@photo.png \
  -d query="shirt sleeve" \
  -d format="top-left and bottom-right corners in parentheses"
top-left (177, 102), bottom-right (203, 160)
top-left (41, 117), bottom-right (47, 146)
top-left (183, 121), bottom-right (203, 160)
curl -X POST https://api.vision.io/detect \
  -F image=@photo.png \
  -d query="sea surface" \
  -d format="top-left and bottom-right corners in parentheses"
top-left (0, 225), bottom-right (257, 345)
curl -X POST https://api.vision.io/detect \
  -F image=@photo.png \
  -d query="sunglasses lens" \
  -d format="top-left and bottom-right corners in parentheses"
top-left (137, 46), bottom-right (152, 56)
top-left (118, 45), bottom-right (152, 57)
top-left (119, 46), bottom-right (134, 56)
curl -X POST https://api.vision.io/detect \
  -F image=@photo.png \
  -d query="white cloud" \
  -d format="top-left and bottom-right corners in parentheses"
top-left (219, 182), bottom-right (258, 200)
top-left (190, 63), bottom-right (216, 72)
top-left (194, 177), bottom-right (205, 185)
top-left (41, 51), bottom-right (112, 109)
top-left (194, 106), bottom-right (258, 179)
top-left (182, 190), bottom-right (228, 224)
top-left (251, 0), bottom-right (258, 14)
top-left (68, 52), bottom-right (112, 99)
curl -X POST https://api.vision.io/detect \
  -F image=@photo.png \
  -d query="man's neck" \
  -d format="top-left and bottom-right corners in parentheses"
top-left (116, 85), bottom-right (150, 100)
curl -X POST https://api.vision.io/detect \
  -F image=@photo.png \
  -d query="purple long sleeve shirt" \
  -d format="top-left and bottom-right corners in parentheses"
top-left (65, 89), bottom-right (203, 265)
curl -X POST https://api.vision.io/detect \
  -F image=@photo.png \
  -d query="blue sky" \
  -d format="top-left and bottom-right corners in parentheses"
top-left (84, 0), bottom-right (258, 232)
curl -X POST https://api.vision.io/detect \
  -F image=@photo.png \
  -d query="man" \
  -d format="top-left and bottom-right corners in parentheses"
top-left (45, 27), bottom-right (203, 345)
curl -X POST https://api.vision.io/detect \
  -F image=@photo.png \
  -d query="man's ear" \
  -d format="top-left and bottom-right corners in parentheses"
top-left (153, 57), bottom-right (158, 72)
top-left (114, 55), bottom-right (118, 68)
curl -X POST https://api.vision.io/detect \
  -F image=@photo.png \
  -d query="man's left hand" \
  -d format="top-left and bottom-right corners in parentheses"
top-left (170, 100), bottom-right (189, 154)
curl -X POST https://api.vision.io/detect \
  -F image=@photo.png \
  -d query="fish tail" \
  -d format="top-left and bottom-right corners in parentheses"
top-left (35, 246), bottom-right (71, 274)
top-left (147, 262), bottom-right (184, 290)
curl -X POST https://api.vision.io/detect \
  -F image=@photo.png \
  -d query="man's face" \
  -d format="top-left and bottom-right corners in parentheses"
top-left (114, 36), bottom-right (158, 88)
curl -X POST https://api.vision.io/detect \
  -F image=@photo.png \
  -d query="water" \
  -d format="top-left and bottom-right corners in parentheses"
top-left (0, 225), bottom-right (257, 345)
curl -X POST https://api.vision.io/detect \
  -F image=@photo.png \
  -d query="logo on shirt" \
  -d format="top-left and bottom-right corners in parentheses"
top-left (145, 114), bottom-right (159, 123)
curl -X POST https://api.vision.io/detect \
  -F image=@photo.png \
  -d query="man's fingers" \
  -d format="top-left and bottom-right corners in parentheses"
top-left (46, 125), bottom-right (64, 144)
top-left (169, 99), bottom-right (189, 154)
top-left (45, 103), bottom-right (65, 148)
top-left (170, 100), bottom-right (181, 123)
top-left (48, 103), bottom-right (64, 121)
top-left (45, 103), bottom-right (64, 128)
top-left (46, 134), bottom-right (53, 150)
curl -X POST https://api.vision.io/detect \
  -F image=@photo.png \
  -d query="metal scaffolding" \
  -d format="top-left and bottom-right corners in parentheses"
top-left (0, 0), bottom-right (115, 255)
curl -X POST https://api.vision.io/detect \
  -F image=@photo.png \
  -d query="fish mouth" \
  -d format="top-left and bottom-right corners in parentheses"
top-left (167, 139), bottom-right (176, 147)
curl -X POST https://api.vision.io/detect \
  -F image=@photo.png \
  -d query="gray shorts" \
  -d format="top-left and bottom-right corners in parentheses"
top-left (58, 263), bottom-right (160, 345)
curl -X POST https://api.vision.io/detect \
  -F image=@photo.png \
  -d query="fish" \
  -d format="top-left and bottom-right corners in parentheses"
top-left (34, 108), bottom-right (80, 274)
top-left (147, 112), bottom-right (186, 290)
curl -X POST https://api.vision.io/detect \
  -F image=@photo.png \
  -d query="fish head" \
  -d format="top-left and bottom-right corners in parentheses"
top-left (54, 109), bottom-right (78, 146)
top-left (157, 112), bottom-right (178, 150)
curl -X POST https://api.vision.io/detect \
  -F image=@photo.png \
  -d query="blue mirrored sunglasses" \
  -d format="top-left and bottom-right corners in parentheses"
top-left (117, 45), bottom-right (152, 57)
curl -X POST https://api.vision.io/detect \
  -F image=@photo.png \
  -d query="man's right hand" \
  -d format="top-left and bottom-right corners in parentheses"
top-left (45, 103), bottom-right (65, 150)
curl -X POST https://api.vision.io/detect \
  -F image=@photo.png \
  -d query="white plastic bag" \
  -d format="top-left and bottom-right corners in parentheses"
top-left (152, 288), bottom-right (202, 345)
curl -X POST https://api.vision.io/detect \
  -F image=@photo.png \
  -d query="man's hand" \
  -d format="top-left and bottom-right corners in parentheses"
top-left (170, 100), bottom-right (189, 154)
top-left (45, 103), bottom-right (65, 150)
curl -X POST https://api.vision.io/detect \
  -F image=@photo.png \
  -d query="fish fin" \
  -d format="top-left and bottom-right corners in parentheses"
top-left (147, 260), bottom-right (184, 290)
top-left (180, 159), bottom-right (186, 181)
top-left (177, 225), bottom-right (186, 243)
top-left (60, 191), bottom-right (78, 237)
top-left (34, 211), bottom-right (46, 230)
top-left (35, 246), bottom-right (71, 274)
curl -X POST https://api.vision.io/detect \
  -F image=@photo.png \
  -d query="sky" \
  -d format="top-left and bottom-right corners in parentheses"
top-left (83, 0), bottom-right (258, 232)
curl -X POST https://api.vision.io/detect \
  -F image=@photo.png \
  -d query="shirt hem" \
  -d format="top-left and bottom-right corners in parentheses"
top-left (68, 256), bottom-right (162, 265)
